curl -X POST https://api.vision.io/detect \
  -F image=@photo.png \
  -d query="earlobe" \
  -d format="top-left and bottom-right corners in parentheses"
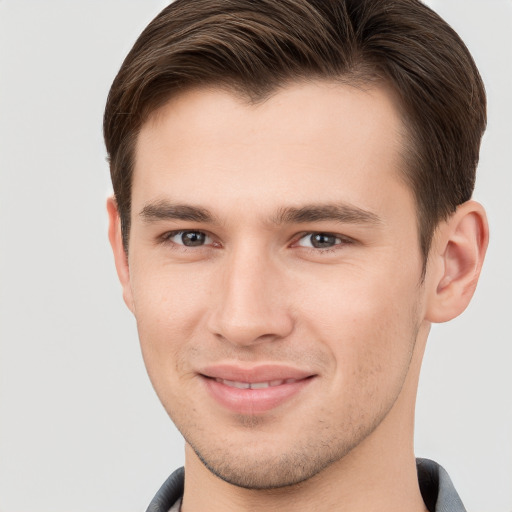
top-left (106, 197), bottom-right (135, 313)
top-left (425, 200), bottom-right (489, 323)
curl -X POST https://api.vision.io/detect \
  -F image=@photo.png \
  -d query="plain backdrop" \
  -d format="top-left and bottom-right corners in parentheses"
top-left (0, 1), bottom-right (510, 511)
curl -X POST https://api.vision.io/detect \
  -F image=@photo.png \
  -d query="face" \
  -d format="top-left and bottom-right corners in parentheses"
top-left (121, 81), bottom-right (430, 488)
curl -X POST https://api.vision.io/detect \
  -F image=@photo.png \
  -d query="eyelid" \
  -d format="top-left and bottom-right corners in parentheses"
top-left (159, 229), bottom-right (214, 246)
top-left (293, 231), bottom-right (354, 249)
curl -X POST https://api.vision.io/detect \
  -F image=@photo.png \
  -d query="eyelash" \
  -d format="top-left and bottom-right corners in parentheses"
top-left (158, 230), bottom-right (353, 253)
top-left (293, 232), bottom-right (353, 252)
top-left (159, 230), bottom-right (217, 250)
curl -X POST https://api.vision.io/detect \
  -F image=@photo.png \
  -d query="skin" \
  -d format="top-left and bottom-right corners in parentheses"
top-left (108, 81), bottom-right (488, 512)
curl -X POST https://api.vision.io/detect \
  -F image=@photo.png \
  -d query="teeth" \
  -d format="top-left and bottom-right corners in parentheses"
top-left (220, 379), bottom-right (250, 389)
top-left (215, 378), bottom-right (297, 389)
top-left (250, 381), bottom-right (270, 389)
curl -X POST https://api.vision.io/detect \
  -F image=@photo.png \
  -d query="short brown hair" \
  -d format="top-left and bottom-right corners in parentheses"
top-left (103, 0), bottom-right (486, 263)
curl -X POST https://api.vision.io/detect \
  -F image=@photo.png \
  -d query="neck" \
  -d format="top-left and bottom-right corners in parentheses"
top-left (182, 327), bottom-right (430, 512)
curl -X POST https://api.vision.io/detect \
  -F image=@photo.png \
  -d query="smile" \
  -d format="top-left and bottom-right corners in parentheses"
top-left (199, 366), bottom-right (316, 414)
top-left (214, 378), bottom-right (299, 389)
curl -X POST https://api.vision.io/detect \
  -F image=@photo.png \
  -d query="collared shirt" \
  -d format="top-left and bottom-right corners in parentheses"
top-left (146, 458), bottom-right (466, 512)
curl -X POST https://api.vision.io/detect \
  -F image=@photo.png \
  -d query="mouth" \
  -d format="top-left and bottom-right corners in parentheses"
top-left (213, 377), bottom-right (300, 389)
top-left (199, 365), bottom-right (316, 415)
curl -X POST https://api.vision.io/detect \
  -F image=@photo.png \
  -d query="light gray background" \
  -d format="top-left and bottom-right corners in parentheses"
top-left (0, 1), bottom-right (510, 511)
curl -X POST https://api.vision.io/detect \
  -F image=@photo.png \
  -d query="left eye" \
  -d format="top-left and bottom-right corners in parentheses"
top-left (296, 233), bottom-right (345, 249)
top-left (165, 230), bottom-right (212, 247)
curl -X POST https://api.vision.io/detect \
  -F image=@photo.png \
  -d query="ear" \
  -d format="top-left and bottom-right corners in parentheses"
top-left (107, 197), bottom-right (135, 313)
top-left (425, 200), bottom-right (489, 323)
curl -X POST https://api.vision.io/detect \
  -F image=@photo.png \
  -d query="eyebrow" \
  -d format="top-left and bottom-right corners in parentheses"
top-left (271, 204), bottom-right (382, 226)
top-left (139, 200), bottom-right (381, 226)
top-left (140, 201), bottom-right (217, 223)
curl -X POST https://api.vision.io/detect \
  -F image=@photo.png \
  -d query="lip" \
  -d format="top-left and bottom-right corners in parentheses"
top-left (199, 364), bottom-right (316, 415)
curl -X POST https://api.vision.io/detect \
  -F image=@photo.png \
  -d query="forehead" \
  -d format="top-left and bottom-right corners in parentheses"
top-left (132, 80), bottom-right (411, 221)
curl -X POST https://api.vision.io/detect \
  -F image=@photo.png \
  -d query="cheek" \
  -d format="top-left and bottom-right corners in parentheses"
top-left (129, 263), bottom-right (211, 385)
top-left (294, 266), bottom-right (421, 381)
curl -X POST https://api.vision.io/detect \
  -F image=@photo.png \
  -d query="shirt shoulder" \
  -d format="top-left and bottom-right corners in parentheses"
top-left (417, 458), bottom-right (467, 512)
top-left (146, 467), bottom-right (184, 512)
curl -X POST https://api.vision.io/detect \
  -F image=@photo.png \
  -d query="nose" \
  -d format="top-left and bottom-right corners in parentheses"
top-left (207, 246), bottom-right (294, 347)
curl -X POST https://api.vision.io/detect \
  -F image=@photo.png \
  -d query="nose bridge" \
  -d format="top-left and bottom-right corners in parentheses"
top-left (208, 241), bottom-right (292, 346)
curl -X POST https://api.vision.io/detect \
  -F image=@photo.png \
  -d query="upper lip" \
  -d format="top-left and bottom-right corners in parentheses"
top-left (199, 364), bottom-right (315, 383)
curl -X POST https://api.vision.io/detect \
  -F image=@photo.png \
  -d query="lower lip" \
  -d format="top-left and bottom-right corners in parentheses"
top-left (202, 376), bottom-right (314, 415)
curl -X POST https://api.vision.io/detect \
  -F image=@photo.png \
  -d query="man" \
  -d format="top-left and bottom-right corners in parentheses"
top-left (104, 0), bottom-right (488, 510)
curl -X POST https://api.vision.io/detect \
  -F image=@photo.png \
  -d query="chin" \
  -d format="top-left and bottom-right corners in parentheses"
top-left (197, 450), bottom-right (330, 489)
top-left (187, 432), bottom-right (357, 490)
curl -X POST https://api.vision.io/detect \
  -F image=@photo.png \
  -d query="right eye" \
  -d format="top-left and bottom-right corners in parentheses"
top-left (163, 230), bottom-right (213, 247)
